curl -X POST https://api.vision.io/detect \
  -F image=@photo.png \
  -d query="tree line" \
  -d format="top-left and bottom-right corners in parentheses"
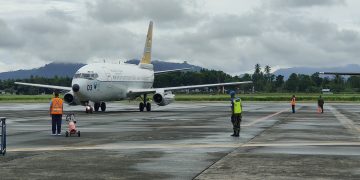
top-left (1, 64), bottom-right (360, 95)
top-left (250, 64), bottom-right (360, 93)
top-left (0, 75), bottom-right (71, 95)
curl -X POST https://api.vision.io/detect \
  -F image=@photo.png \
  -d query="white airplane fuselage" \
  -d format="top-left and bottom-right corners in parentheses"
top-left (69, 63), bottom-right (154, 104)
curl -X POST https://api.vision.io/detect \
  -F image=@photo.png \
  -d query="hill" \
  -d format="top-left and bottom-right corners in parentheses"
top-left (273, 64), bottom-right (360, 79)
top-left (0, 63), bottom-right (85, 80)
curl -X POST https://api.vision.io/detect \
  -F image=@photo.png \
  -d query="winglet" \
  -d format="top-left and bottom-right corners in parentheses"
top-left (139, 21), bottom-right (153, 65)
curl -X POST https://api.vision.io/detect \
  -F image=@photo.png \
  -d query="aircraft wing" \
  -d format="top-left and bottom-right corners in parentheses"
top-left (15, 82), bottom-right (72, 91)
top-left (128, 81), bottom-right (252, 94)
top-left (319, 72), bottom-right (360, 76)
top-left (154, 68), bottom-right (191, 75)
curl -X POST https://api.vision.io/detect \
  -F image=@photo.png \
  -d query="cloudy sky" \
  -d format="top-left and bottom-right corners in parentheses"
top-left (1, 0), bottom-right (360, 74)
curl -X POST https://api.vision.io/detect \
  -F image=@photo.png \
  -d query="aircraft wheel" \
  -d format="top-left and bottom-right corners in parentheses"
top-left (86, 106), bottom-right (93, 113)
top-left (101, 102), bottom-right (106, 112)
top-left (146, 103), bottom-right (151, 112)
top-left (94, 103), bottom-right (100, 112)
top-left (139, 102), bottom-right (145, 112)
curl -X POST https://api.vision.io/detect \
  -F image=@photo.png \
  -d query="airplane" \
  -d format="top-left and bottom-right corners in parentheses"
top-left (15, 21), bottom-right (252, 113)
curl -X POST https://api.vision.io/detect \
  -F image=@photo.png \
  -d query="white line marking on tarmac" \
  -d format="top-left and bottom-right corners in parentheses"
top-left (330, 105), bottom-right (360, 135)
top-left (242, 141), bottom-right (360, 147)
top-left (243, 108), bottom-right (287, 126)
top-left (8, 143), bottom-right (240, 152)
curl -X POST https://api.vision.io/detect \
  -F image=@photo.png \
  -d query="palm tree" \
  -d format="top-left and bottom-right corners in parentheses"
top-left (264, 65), bottom-right (271, 75)
top-left (264, 65), bottom-right (271, 82)
top-left (255, 63), bottom-right (261, 74)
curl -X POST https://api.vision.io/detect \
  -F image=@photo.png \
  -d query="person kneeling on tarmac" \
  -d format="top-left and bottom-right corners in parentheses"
top-left (230, 91), bottom-right (242, 137)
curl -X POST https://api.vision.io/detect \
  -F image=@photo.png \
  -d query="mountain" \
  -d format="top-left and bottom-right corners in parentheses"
top-left (0, 60), bottom-right (203, 80)
top-left (273, 64), bottom-right (360, 79)
top-left (0, 63), bottom-right (86, 80)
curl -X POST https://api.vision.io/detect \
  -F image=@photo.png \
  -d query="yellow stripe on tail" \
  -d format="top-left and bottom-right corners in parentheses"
top-left (140, 21), bottom-right (153, 64)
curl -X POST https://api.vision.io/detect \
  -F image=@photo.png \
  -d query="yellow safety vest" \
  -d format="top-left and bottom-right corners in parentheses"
top-left (233, 99), bottom-right (242, 114)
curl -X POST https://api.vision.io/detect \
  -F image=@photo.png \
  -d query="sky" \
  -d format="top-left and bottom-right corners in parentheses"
top-left (1, 0), bottom-right (360, 74)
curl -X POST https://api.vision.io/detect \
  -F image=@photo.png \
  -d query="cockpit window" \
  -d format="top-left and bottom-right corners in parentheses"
top-left (74, 72), bottom-right (99, 79)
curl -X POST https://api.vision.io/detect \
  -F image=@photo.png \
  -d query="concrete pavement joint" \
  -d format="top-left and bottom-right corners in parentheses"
top-left (193, 108), bottom-right (290, 179)
top-left (330, 105), bottom-right (360, 136)
top-left (243, 108), bottom-right (288, 126)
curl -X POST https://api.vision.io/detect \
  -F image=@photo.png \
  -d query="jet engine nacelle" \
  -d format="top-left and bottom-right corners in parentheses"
top-left (64, 91), bottom-right (80, 105)
top-left (153, 92), bottom-right (175, 106)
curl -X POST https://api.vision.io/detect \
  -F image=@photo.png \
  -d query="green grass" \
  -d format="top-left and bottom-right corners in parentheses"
top-left (1, 93), bottom-right (360, 102)
top-left (0, 94), bottom-right (58, 103)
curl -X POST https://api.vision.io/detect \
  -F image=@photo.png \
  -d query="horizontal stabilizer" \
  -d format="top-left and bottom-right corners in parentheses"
top-left (154, 68), bottom-right (191, 75)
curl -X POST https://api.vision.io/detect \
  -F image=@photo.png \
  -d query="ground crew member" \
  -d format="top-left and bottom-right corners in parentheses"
top-left (230, 91), bottom-right (242, 137)
top-left (50, 92), bottom-right (63, 135)
top-left (291, 95), bottom-right (296, 113)
top-left (318, 95), bottom-right (324, 113)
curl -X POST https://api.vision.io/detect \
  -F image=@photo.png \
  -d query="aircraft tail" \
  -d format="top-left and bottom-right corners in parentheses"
top-left (139, 21), bottom-right (153, 65)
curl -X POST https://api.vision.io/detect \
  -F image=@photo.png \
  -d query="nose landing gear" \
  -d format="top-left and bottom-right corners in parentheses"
top-left (85, 105), bottom-right (93, 113)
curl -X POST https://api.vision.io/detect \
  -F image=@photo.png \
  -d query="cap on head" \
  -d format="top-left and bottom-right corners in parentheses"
top-left (229, 91), bottom-right (236, 98)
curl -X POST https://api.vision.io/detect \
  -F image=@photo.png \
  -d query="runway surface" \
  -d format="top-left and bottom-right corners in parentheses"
top-left (1, 102), bottom-right (360, 179)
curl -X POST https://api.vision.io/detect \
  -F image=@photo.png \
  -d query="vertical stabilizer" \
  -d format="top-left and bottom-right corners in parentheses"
top-left (140, 21), bottom-right (153, 65)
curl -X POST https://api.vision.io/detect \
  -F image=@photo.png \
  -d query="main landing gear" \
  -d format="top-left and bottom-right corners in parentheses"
top-left (94, 102), bottom-right (106, 112)
top-left (86, 102), bottom-right (106, 113)
top-left (139, 94), bottom-right (151, 112)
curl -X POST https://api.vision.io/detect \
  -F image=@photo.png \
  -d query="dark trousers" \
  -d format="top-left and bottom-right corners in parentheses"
top-left (51, 114), bottom-right (62, 134)
top-left (319, 105), bottom-right (324, 113)
top-left (292, 105), bottom-right (295, 113)
top-left (231, 114), bottom-right (242, 135)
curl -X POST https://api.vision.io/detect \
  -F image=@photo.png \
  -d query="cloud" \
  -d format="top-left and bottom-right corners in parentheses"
top-left (86, 0), bottom-right (203, 27)
top-left (1, 0), bottom-right (360, 75)
top-left (19, 17), bottom-right (71, 35)
top-left (266, 0), bottom-right (346, 8)
top-left (0, 19), bottom-right (24, 48)
top-left (19, 21), bottom-right (139, 63)
top-left (45, 8), bottom-right (75, 22)
top-left (151, 4), bottom-right (360, 74)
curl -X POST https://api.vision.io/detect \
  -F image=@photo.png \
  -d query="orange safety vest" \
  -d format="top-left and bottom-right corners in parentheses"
top-left (291, 97), bottom-right (296, 105)
top-left (50, 97), bottom-right (63, 115)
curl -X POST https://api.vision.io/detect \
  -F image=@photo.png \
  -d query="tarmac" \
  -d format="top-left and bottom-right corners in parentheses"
top-left (0, 102), bottom-right (360, 179)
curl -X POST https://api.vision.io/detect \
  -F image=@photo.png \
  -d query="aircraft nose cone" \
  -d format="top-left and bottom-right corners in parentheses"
top-left (72, 84), bottom-right (80, 92)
